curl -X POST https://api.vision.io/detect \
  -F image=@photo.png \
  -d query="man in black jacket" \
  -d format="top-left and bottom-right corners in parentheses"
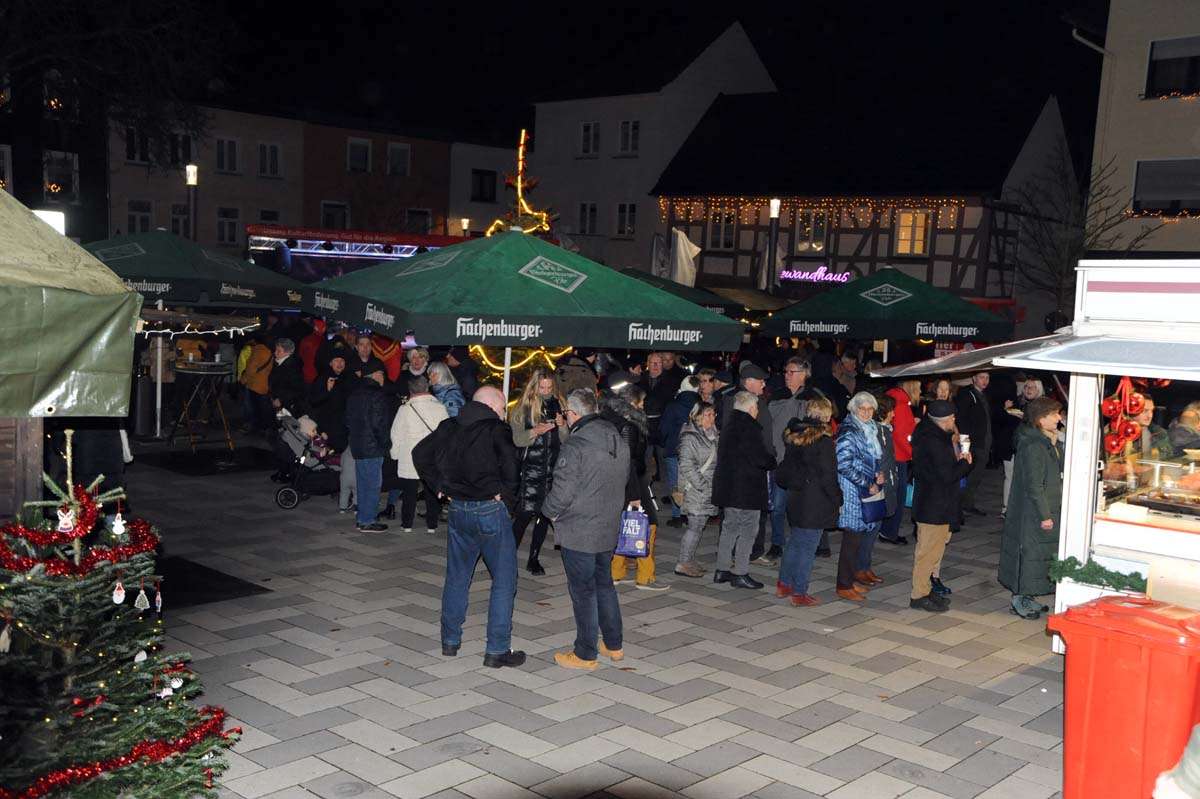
top-left (711, 391), bottom-right (777, 589)
top-left (345, 371), bottom-right (392, 533)
top-left (955, 370), bottom-right (992, 515)
top-left (909, 400), bottom-right (973, 612)
top-left (413, 386), bottom-right (525, 669)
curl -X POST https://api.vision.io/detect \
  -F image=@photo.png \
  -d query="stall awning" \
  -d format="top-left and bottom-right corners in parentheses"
top-left (875, 330), bottom-right (1200, 383)
top-left (706, 287), bottom-right (791, 312)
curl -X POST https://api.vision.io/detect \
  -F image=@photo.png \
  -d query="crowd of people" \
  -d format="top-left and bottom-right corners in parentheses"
top-left (218, 318), bottom-right (1083, 668)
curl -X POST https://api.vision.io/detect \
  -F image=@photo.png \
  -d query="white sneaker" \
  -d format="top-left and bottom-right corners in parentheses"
top-left (402, 527), bottom-right (413, 533)
top-left (426, 528), bottom-right (438, 535)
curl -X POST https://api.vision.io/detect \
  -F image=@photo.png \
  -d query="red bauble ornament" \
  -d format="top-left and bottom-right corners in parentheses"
top-left (1122, 420), bottom-right (1142, 441)
top-left (1125, 392), bottom-right (1146, 416)
top-left (1102, 397), bottom-right (1122, 419)
top-left (1104, 433), bottom-right (1124, 454)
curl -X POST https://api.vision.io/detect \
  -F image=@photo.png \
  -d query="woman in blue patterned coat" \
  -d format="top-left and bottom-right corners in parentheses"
top-left (835, 392), bottom-right (885, 602)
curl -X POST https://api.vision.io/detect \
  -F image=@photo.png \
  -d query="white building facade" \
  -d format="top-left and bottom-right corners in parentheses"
top-left (448, 141), bottom-right (517, 237)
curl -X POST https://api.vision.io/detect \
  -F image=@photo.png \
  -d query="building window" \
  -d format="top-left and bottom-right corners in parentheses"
top-left (169, 133), bottom-right (192, 167)
top-left (578, 202), bottom-right (598, 235)
top-left (125, 128), bottom-right (150, 164)
top-left (795, 210), bottom-right (827, 252)
top-left (0, 144), bottom-right (10, 194)
top-left (127, 200), bottom-right (152, 234)
top-left (616, 203), bottom-right (637, 237)
top-left (257, 143), bottom-right (281, 177)
top-left (1146, 36), bottom-right (1200, 98)
top-left (347, 138), bottom-right (371, 173)
top-left (580, 121), bottom-right (600, 155)
top-left (170, 203), bottom-right (190, 238)
top-left (618, 120), bottom-right (640, 154)
top-left (321, 201), bottom-right (350, 230)
top-left (216, 138), bottom-right (239, 173)
top-left (470, 169), bottom-right (497, 202)
top-left (709, 210), bottom-right (735, 250)
top-left (1133, 158), bottom-right (1200, 214)
top-left (387, 142), bottom-right (410, 177)
top-left (405, 208), bottom-right (432, 234)
top-left (216, 207), bottom-right (240, 245)
top-left (895, 210), bottom-right (930, 256)
top-left (259, 209), bottom-right (281, 224)
top-left (43, 150), bottom-right (79, 203)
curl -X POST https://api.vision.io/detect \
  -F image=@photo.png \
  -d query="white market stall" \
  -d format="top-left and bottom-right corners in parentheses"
top-left (877, 258), bottom-right (1200, 648)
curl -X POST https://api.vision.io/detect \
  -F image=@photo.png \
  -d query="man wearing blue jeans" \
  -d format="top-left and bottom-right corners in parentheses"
top-left (344, 370), bottom-right (391, 532)
top-left (763, 356), bottom-right (816, 565)
top-left (542, 389), bottom-right (631, 670)
top-left (413, 386), bottom-right (525, 668)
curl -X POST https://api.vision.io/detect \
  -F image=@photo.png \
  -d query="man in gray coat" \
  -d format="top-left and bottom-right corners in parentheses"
top-left (542, 388), bottom-right (631, 670)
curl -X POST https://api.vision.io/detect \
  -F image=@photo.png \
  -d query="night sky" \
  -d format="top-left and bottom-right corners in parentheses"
top-left (220, 1), bottom-right (1108, 165)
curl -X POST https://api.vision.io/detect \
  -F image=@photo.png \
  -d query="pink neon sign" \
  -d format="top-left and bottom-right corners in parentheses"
top-left (779, 264), bottom-right (850, 283)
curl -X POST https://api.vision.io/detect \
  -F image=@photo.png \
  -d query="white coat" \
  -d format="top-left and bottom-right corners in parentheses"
top-left (389, 393), bottom-right (449, 479)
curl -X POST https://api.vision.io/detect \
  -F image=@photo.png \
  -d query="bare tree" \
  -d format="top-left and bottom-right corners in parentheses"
top-left (1009, 145), bottom-right (1163, 322)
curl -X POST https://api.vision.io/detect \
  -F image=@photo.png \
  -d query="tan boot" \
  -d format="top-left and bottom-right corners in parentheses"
top-left (598, 642), bottom-right (624, 661)
top-left (554, 651), bottom-right (598, 670)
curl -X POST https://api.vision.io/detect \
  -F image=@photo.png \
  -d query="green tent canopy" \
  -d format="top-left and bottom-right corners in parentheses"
top-left (84, 231), bottom-right (306, 309)
top-left (306, 231), bottom-right (743, 351)
top-left (761, 268), bottom-right (1013, 342)
top-left (0, 193), bottom-right (142, 417)
top-left (619, 269), bottom-right (744, 317)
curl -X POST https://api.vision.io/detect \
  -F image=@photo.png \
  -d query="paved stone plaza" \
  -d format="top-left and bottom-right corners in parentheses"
top-left (126, 457), bottom-right (1064, 799)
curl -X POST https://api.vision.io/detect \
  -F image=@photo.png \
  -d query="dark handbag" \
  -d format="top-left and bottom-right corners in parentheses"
top-left (861, 490), bottom-right (887, 524)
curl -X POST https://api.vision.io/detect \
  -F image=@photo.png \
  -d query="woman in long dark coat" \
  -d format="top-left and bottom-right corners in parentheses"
top-left (998, 396), bottom-right (1064, 620)
top-left (510, 368), bottom-right (569, 575)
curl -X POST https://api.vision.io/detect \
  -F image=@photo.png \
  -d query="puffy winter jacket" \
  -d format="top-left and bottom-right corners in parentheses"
top-left (836, 416), bottom-right (880, 532)
top-left (511, 405), bottom-right (566, 513)
top-left (775, 421), bottom-right (842, 530)
top-left (886, 386), bottom-right (916, 462)
top-left (677, 421), bottom-right (719, 518)
top-left (432, 382), bottom-right (466, 418)
top-left (389, 393), bottom-right (449, 480)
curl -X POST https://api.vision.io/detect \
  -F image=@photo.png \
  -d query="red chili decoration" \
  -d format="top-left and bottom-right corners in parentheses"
top-left (0, 707), bottom-right (234, 799)
top-left (1104, 433), bottom-right (1124, 454)
top-left (71, 695), bottom-right (105, 718)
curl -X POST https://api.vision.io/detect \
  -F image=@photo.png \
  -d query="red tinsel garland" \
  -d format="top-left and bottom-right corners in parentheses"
top-left (0, 706), bottom-right (240, 799)
top-left (0, 518), bottom-right (159, 577)
top-left (2, 488), bottom-right (100, 547)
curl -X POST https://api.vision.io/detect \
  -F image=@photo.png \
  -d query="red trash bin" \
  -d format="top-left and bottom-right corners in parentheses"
top-left (1048, 595), bottom-right (1200, 799)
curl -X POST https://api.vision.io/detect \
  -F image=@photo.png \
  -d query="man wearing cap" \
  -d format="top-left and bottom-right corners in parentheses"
top-left (909, 399), bottom-right (973, 612)
top-left (445, 346), bottom-right (480, 399)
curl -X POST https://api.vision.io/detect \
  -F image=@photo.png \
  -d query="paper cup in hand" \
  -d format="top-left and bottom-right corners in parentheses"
top-left (960, 440), bottom-right (971, 455)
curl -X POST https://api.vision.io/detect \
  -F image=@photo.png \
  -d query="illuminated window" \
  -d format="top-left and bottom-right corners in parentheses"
top-left (894, 210), bottom-right (929, 256)
top-left (215, 138), bottom-right (239, 174)
top-left (125, 128), bottom-right (150, 164)
top-left (619, 120), bottom-right (640, 154)
top-left (257, 143), bottom-right (281, 177)
top-left (387, 142), bottom-right (410, 177)
top-left (616, 203), bottom-right (637, 237)
top-left (170, 203), bottom-right (190, 238)
top-left (795, 210), bottom-right (827, 252)
top-left (470, 169), bottom-right (496, 202)
top-left (43, 150), bottom-right (79, 203)
top-left (709, 210), bottom-right (735, 250)
top-left (578, 202), bottom-right (598, 235)
top-left (347, 138), bottom-right (371, 173)
top-left (127, 200), bottom-right (152, 234)
top-left (405, 208), bottom-right (431, 234)
top-left (1133, 159), bottom-right (1200, 214)
top-left (1146, 36), bottom-right (1200, 98)
top-left (216, 207), bottom-right (240, 245)
top-left (0, 144), bottom-right (10, 194)
top-left (580, 122), bottom-right (600, 155)
top-left (321, 201), bottom-right (349, 230)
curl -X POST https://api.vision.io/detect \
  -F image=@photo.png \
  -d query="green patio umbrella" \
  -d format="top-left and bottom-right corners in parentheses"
top-left (0, 192), bottom-right (142, 417)
top-left (306, 231), bottom-right (743, 393)
top-left (760, 267), bottom-right (1013, 342)
top-left (619, 269), bottom-right (744, 317)
top-left (84, 231), bottom-right (306, 309)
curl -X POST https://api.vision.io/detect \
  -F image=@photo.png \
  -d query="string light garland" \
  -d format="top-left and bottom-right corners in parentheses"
top-left (658, 196), bottom-right (965, 227)
top-left (1122, 208), bottom-right (1197, 224)
top-left (485, 129), bottom-right (555, 237)
top-left (0, 707), bottom-right (240, 799)
top-left (469, 345), bottom-right (571, 373)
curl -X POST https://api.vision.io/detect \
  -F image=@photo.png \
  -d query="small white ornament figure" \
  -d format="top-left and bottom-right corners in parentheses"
top-left (134, 650), bottom-right (147, 663)
top-left (155, 588), bottom-right (162, 613)
top-left (170, 677), bottom-right (184, 689)
top-left (112, 579), bottom-right (125, 605)
top-left (111, 513), bottom-right (126, 536)
top-left (0, 621), bottom-right (10, 654)
top-left (134, 587), bottom-right (150, 611)
top-left (57, 508), bottom-right (76, 533)
top-left (158, 687), bottom-right (174, 699)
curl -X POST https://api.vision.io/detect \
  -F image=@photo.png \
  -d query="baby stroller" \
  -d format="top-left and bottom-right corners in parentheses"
top-left (273, 415), bottom-right (342, 510)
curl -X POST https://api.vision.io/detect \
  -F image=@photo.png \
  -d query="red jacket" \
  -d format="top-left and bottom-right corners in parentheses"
top-left (887, 386), bottom-right (916, 462)
top-left (299, 331), bottom-right (323, 384)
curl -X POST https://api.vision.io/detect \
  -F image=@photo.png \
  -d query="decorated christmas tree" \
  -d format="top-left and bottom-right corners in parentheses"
top-left (0, 432), bottom-right (238, 799)
top-left (485, 129), bottom-right (557, 237)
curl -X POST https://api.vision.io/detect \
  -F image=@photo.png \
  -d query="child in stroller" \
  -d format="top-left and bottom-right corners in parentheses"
top-left (274, 414), bottom-right (342, 509)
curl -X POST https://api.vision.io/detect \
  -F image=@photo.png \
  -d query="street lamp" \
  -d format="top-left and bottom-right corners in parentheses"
top-left (766, 198), bottom-right (781, 293)
top-left (460, 218), bottom-right (470, 237)
top-left (185, 163), bottom-right (198, 242)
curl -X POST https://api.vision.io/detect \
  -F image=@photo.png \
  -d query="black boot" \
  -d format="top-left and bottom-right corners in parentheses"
top-left (526, 543), bottom-right (546, 576)
top-left (378, 504), bottom-right (396, 521)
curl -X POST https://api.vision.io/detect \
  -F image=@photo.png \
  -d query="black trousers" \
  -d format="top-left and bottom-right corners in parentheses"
top-left (836, 530), bottom-right (863, 590)
top-left (400, 478), bottom-right (439, 530)
top-left (513, 509), bottom-right (550, 557)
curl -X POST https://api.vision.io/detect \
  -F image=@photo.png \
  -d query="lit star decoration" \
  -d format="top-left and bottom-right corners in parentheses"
top-left (485, 129), bottom-right (556, 236)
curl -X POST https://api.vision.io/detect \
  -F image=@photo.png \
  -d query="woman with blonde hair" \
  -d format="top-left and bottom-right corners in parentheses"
top-left (774, 396), bottom-right (841, 605)
top-left (510, 368), bottom-right (569, 575)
